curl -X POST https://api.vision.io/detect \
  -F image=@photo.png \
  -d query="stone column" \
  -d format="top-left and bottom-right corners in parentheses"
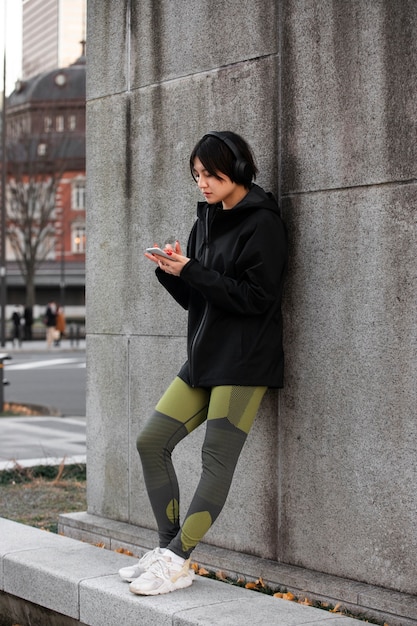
top-left (85, 0), bottom-right (281, 559)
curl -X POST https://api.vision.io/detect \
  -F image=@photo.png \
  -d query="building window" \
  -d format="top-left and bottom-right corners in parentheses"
top-left (44, 116), bottom-right (53, 132)
top-left (68, 115), bottom-right (77, 131)
top-left (72, 224), bottom-right (86, 253)
top-left (56, 115), bottom-right (64, 132)
top-left (72, 179), bottom-right (86, 210)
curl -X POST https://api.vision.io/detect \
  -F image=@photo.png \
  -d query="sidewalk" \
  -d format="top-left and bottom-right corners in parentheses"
top-left (1, 338), bottom-right (86, 354)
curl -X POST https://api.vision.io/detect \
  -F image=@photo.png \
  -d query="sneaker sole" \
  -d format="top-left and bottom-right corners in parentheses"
top-left (120, 574), bottom-right (141, 582)
top-left (130, 575), bottom-right (193, 596)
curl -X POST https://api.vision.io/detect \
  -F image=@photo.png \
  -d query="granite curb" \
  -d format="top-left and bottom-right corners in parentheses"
top-left (1, 517), bottom-right (366, 626)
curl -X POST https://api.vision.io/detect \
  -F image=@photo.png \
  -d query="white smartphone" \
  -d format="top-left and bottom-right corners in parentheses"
top-left (146, 247), bottom-right (172, 259)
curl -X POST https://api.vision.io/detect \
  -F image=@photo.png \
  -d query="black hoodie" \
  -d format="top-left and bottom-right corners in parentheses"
top-left (156, 184), bottom-right (287, 388)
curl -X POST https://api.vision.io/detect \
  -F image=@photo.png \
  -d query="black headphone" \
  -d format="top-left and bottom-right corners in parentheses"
top-left (203, 131), bottom-right (253, 185)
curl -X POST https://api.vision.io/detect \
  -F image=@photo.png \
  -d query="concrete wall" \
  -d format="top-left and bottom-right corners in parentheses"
top-left (279, 1), bottom-right (417, 594)
top-left (85, 0), bottom-right (416, 597)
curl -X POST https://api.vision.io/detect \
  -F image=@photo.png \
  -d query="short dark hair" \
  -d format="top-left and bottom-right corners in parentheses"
top-left (190, 131), bottom-right (258, 188)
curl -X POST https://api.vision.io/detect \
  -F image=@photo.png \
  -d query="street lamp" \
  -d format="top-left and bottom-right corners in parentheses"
top-left (55, 222), bottom-right (66, 308)
top-left (60, 226), bottom-right (66, 308)
top-left (0, 0), bottom-right (7, 347)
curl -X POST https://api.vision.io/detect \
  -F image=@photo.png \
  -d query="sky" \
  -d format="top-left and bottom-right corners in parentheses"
top-left (1, 0), bottom-right (23, 95)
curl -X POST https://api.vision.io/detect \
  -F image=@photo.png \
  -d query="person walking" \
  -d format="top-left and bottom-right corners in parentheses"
top-left (54, 305), bottom-right (66, 346)
top-left (119, 131), bottom-right (287, 596)
top-left (11, 306), bottom-right (22, 347)
top-left (23, 306), bottom-right (33, 341)
top-left (44, 301), bottom-right (57, 349)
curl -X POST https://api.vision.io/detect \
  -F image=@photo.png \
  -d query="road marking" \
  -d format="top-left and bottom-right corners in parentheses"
top-left (7, 358), bottom-right (84, 371)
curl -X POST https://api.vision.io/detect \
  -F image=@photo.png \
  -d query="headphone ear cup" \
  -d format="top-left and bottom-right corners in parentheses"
top-left (235, 159), bottom-right (252, 186)
top-left (204, 131), bottom-right (252, 185)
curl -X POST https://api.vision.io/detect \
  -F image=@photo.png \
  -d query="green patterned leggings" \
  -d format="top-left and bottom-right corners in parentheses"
top-left (136, 377), bottom-right (267, 559)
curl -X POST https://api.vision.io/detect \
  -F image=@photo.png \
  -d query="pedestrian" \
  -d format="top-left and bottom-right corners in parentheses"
top-left (44, 301), bottom-right (57, 349)
top-left (119, 131), bottom-right (287, 596)
top-left (54, 305), bottom-right (66, 346)
top-left (24, 306), bottom-right (33, 341)
top-left (11, 306), bottom-right (22, 347)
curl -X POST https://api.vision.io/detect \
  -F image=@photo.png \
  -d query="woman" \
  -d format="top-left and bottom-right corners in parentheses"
top-left (120, 131), bottom-right (287, 596)
top-left (44, 301), bottom-right (57, 349)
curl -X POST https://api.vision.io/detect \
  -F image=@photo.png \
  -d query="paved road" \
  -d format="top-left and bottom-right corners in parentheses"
top-left (0, 341), bottom-right (86, 469)
top-left (2, 343), bottom-right (86, 416)
top-left (0, 415), bottom-right (86, 470)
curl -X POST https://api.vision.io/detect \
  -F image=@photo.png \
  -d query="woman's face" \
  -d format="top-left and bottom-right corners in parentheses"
top-left (192, 157), bottom-right (244, 210)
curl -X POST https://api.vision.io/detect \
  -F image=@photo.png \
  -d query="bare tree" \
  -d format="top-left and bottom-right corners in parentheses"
top-left (6, 130), bottom-right (74, 308)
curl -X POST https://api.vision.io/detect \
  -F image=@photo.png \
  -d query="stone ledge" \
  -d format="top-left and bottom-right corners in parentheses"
top-left (1, 517), bottom-right (367, 626)
top-left (59, 512), bottom-right (417, 626)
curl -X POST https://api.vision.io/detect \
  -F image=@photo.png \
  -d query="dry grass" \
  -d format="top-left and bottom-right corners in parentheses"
top-left (0, 463), bottom-right (86, 533)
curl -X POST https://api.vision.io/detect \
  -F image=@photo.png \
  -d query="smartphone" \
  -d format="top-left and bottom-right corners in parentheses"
top-left (146, 247), bottom-right (172, 259)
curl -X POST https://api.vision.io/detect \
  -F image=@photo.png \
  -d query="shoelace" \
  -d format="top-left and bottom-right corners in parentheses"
top-left (138, 547), bottom-right (161, 568)
top-left (148, 556), bottom-right (186, 581)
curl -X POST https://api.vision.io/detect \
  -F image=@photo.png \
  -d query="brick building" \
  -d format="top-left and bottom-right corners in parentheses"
top-left (4, 50), bottom-right (86, 320)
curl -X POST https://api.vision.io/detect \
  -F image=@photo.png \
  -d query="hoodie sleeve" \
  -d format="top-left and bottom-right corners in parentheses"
top-left (153, 220), bottom-right (198, 310)
top-left (180, 212), bottom-right (287, 316)
top-left (155, 269), bottom-right (191, 310)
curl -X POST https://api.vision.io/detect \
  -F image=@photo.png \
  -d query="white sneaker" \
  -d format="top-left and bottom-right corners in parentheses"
top-left (129, 552), bottom-right (194, 596)
top-left (118, 547), bottom-right (165, 582)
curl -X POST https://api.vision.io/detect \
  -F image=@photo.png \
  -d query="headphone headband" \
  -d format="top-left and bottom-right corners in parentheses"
top-left (204, 131), bottom-right (243, 161)
top-left (203, 131), bottom-right (252, 185)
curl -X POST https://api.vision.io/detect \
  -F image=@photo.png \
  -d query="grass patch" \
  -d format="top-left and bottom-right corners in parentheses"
top-left (0, 462), bottom-right (86, 533)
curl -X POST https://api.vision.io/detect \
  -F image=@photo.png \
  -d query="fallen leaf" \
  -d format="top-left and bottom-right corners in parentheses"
top-left (273, 592), bottom-right (283, 598)
top-left (298, 597), bottom-right (313, 606)
top-left (330, 603), bottom-right (343, 613)
top-left (283, 592), bottom-right (296, 601)
top-left (190, 562), bottom-right (199, 572)
top-left (115, 547), bottom-right (134, 555)
top-left (215, 570), bottom-right (228, 580)
top-left (245, 582), bottom-right (258, 589)
top-left (198, 567), bottom-right (210, 576)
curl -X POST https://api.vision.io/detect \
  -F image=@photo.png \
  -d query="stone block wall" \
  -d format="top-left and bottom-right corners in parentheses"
top-left (279, 1), bottom-right (417, 593)
top-left (84, 0), bottom-right (416, 596)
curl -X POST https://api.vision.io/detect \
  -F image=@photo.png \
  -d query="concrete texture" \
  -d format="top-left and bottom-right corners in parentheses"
top-left (80, 0), bottom-right (417, 619)
top-left (279, 185), bottom-right (417, 589)
top-left (1, 518), bottom-right (369, 626)
top-left (281, 0), bottom-right (417, 191)
top-left (279, 0), bottom-right (417, 595)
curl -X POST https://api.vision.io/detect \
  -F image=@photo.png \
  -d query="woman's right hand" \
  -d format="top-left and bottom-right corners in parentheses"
top-left (144, 240), bottom-right (184, 265)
